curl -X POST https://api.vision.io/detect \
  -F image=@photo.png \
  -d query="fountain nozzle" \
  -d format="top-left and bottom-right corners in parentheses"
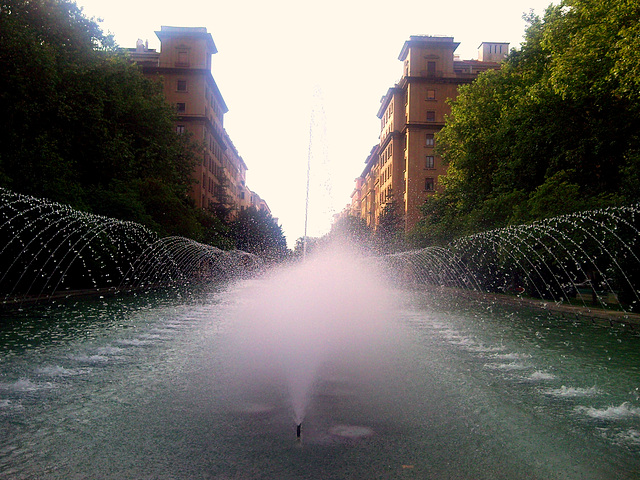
top-left (296, 423), bottom-right (301, 440)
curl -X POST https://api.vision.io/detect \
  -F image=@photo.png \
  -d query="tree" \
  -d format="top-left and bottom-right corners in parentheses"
top-left (293, 236), bottom-right (322, 258)
top-left (416, 1), bottom-right (640, 244)
top-left (374, 196), bottom-right (405, 254)
top-left (231, 207), bottom-right (288, 263)
top-left (196, 207), bottom-right (234, 250)
top-left (327, 214), bottom-right (372, 250)
top-left (0, 0), bottom-right (206, 240)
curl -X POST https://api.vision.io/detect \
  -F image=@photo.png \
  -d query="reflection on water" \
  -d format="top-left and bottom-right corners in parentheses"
top-left (0, 283), bottom-right (639, 479)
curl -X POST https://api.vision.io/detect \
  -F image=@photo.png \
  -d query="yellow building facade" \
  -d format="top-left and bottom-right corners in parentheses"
top-left (351, 36), bottom-right (508, 232)
top-left (128, 27), bottom-right (267, 218)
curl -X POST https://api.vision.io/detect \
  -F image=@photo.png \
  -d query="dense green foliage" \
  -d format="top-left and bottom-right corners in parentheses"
top-left (231, 207), bottom-right (288, 263)
top-left (374, 197), bottom-right (406, 253)
top-left (295, 202), bottom-right (405, 256)
top-left (0, 0), bottom-right (288, 256)
top-left (412, 0), bottom-right (640, 246)
top-left (0, 0), bottom-right (207, 237)
top-left (291, 216), bottom-right (371, 257)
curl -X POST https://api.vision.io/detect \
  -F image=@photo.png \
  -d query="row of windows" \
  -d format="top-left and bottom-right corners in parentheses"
top-left (175, 80), bottom-right (225, 123)
top-left (406, 110), bottom-right (437, 123)
top-left (381, 100), bottom-right (395, 132)
top-left (399, 90), bottom-right (438, 126)
top-left (383, 101), bottom-right (394, 123)
top-left (204, 154), bottom-right (225, 179)
top-left (381, 162), bottom-right (392, 185)
top-left (379, 185), bottom-right (392, 205)
top-left (202, 174), bottom-right (223, 198)
top-left (366, 163), bottom-right (436, 196)
top-left (404, 91), bottom-right (436, 108)
top-left (205, 86), bottom-right (224, 120)
top-left (207, 134), bottom-right (223, 161)
top-left (381, 143), bottom-right (392, 166)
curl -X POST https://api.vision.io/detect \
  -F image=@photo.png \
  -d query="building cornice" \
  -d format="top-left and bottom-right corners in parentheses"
top-left (397, 74), bottom-right (477, 88)
top-left (401, 122), bottom-right (445, 135)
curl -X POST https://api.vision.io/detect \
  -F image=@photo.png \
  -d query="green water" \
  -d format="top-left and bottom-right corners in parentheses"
top-left (0, 284), bottom-right (639, 479)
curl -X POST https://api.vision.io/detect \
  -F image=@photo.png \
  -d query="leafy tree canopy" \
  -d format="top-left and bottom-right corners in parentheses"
top-left (0, 0), bottom-right (289, 259)
top-left (0, 0), bottom-right (202, 237)
top-left (413, 0), bottom-right (640, 246)
top-left (231, 207), bottom-right (288, 263)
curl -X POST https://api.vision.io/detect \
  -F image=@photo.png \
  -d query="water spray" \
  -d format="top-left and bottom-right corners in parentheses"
top-left (303, 96), bottom-right (312, 261)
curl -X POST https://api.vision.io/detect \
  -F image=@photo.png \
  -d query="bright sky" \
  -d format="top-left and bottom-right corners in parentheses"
top-left (76, 0), bottom-right (555, 247)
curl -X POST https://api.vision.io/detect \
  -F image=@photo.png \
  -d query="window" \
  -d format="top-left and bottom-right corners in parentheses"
top-left (426, 111), bottom-right (436, 122)
top-left (177, 80), bottom-right (187, 91)
top-left (177, 51), bottom-right (189, 66)
top-left (425, 177), bottom-right (435, 191)
top-left (426, 133), bottom-right (434, 146)
top-left (425, 156), bottom-right (435, 169)
top-left (176, 103), bottom-right (186, 113)
top-left (176, 125), bottom-right (185, 134)
top-left (427, 89), bottom-right (436, 100)
top-left (427, 61), bottom-right (436, 76)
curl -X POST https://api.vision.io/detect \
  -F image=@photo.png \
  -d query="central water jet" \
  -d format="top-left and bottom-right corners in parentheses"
top-left (225, 244), bottom-right (397, 434)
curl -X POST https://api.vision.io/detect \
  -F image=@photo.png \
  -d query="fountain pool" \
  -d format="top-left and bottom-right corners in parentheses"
top-left (1, 250), bottom-right (639, 479)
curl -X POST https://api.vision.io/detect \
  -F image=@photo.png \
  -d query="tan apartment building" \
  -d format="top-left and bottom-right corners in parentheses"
top-left (128, 27), bottom-right (258, 218)
top-left (352, 36), bottom-right (508, 232)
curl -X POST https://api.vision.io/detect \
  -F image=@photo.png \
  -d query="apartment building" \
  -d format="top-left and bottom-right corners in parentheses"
top-left (352, 36), bottom-right (508, 232)
top-left (128, 27), bottom-right (266, 218)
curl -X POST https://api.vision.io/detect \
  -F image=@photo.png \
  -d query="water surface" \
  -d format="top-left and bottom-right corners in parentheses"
top-left (1, 284), bottom-right (639, 479)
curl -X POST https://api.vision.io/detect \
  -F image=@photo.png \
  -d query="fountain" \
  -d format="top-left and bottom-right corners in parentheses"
top-left (0, 188), bottom-right (262, 305)
top-left (382, 204), bottom-right (640, 322)
top-left (223, 244), bottom-right (396, 433)
top-left (1, 189), bottom-right (640, 478)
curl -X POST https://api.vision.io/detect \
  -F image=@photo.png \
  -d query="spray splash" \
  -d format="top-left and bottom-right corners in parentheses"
top-left (227, 244), bottom-right (395, 424)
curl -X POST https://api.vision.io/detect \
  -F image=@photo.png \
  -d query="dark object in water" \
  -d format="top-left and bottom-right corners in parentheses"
top-left (296, 423), bottom-right (301, 439)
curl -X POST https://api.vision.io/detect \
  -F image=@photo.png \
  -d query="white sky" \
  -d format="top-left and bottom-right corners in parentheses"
top-left (76, 0), bottom-right (555, 247)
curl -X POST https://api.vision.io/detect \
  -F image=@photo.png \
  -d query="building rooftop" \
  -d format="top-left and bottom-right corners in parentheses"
top-left (155, 25), bottom-right (217, 53)
top-left (399, 35), bottom-right (460, 60)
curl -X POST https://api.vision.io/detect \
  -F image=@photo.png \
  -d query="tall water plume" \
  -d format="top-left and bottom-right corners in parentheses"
top-left (226, 243), bottom-right (396, 424)
top-left (304, 86), bottom-right (332, 247)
